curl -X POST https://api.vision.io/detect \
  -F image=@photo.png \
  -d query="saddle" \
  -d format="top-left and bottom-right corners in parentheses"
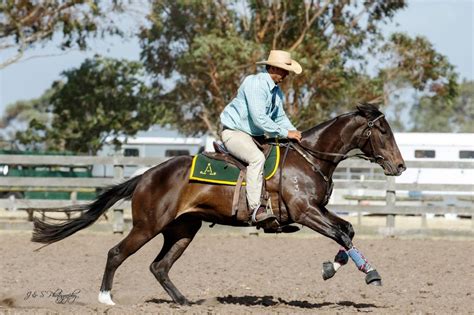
top-left (189, 138), bottom-right (278, 223)
top-left (189, 138), bottom-right (300, 233)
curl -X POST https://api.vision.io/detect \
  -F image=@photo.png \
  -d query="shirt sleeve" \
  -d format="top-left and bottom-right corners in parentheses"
top-left (244, 78), bottom-right (289, 138)
top-left (274, 101), bottom-right (296, 131)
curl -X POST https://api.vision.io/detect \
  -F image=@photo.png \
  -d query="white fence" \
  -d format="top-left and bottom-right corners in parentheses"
top-left (0, 155), bottom-right (473, 233)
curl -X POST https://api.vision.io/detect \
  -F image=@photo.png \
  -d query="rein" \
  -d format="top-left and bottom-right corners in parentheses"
top-left (275, 113), bottom-right (385, 226)
top-left (293, 113), bottom-right (386, 179)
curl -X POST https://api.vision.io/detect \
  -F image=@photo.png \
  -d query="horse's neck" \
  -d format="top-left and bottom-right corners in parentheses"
top-left (302, 114), bottom-right (361, 175)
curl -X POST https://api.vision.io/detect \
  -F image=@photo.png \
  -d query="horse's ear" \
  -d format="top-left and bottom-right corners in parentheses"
top-left (356, 101), bottom-right (381, 118)
top-left (356, 102), bottom-right (370, 118)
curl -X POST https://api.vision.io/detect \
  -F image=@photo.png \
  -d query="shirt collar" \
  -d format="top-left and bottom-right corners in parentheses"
top-left (262, 70), bottom-right (277, 91)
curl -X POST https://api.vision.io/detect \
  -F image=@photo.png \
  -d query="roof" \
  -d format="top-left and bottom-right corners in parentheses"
top-left (123, 137), bottom-right (203, 145)
top-left (394, 133), bottom-right (474, 147)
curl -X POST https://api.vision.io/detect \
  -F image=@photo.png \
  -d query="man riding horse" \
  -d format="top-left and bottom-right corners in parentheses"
top-left (31, 50), bottom-right (407, 306)
top-left (220, 50), bottom-right (303, 227)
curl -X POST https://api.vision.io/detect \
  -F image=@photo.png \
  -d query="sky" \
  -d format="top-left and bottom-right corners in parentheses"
top-left (0, 0), bottom-right (473, 116)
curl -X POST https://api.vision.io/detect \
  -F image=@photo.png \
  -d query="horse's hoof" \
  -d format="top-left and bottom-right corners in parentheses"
top-left (322, 261), bottom-right (336, 280)
top-left (365, 270), bottom-right (382, 286)
top-left (176, 297), bottom-right (191, 306)
top-left (98, 291), bottom-right (115, 305)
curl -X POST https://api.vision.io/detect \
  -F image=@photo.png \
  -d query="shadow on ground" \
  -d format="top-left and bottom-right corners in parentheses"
top-left (146, 295), bottom-right (378, 310)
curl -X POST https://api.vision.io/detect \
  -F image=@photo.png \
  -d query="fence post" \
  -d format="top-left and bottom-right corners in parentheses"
top-left (385, 177), bottom-right (396, 234)
top-left (421, 213), bottom-right (428, 228)
top-left (113, 163), bottom-right (124, 234)
top-left (68, 191), bottom-right (77, 220)
top-left (8, 194), bottom-right (17, 212)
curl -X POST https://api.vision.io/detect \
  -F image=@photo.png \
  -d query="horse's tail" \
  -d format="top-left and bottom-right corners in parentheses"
top-left (31, 174), bottom-right (143, 244)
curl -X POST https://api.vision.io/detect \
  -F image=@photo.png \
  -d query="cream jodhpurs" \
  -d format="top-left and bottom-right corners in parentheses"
top-left (221, 129), bottom-right (265, 211)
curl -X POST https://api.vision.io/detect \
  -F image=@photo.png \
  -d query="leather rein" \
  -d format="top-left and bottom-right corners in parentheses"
top-left (291, 113), bottom-right (386, 182)
top-left (276, 114), bottom-right (386, 225)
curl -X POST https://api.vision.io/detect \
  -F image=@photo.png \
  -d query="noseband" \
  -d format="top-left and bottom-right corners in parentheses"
top-left (356, 113), bottom-right (386, 165)
top-left (278, 113), bottom-right (387, 222)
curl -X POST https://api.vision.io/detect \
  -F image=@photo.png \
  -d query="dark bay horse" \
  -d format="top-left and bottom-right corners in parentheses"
top-left (32, 103), bottom-right (406, 305)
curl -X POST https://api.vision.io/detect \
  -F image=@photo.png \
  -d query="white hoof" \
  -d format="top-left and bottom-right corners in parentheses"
top-left (98, 291), bottom-right (115, 305)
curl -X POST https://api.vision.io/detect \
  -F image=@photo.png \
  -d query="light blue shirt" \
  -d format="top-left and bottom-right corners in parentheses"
top-left (220, 71), bottom-right (296, 138)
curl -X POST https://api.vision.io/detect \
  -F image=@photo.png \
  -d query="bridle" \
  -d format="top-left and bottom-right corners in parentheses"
top-left (277, 113), bottom-right (386, 226)
top-left (356, 113), bottom-right (386, 165)
top-left (285, 113), bottom-right (387, 182)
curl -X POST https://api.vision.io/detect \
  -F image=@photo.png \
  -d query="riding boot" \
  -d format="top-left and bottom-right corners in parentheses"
top-left (251, 205), bottom-right (278, 228)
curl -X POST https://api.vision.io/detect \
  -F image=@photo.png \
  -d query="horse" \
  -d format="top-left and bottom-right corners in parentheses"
top-left (31, 103), bottom-right (406, 306)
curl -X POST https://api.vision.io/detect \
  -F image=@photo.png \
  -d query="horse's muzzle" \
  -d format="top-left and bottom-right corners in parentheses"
top-left (383, 161), bottom-right (406, 176)
top-left (397, 163), bottom-right (407, 174)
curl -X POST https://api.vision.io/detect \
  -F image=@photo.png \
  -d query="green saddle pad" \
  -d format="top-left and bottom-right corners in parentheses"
top-left (189, 146), bottom-right (280, 185)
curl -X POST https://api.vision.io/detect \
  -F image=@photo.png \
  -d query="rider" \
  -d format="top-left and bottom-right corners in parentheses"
top-left (220, 50), bottom-right (303, 226)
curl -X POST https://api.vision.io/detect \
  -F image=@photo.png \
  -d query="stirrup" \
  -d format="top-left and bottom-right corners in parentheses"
top-left (251, 207), bottom-right (277, 226)
top-left (251, 207), bottom-right (274, 223)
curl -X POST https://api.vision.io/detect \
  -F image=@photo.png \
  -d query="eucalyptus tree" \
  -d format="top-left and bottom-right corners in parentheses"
top-left (15, 57), bottom-right (162, 154)
top-left (140, 0), bottom-right (458, 135)
top-left (0, 0), bottom-right (126, 69)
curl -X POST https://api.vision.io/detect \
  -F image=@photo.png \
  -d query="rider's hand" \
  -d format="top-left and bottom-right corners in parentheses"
top-left (287, 130), bottom-right (302, 142)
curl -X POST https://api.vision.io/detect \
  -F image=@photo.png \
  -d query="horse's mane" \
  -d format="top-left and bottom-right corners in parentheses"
top-left (355, 102), bottom-right (383, 120)
top-left (302, 102), bottom-right (383, 136)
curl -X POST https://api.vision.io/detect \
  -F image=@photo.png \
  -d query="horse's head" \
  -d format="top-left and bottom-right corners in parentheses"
top-left (354, 103), bottom-right (406, 176)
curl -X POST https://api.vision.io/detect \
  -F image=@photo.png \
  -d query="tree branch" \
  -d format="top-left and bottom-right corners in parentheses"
top-left (272, 1), bottom-right (287, 49)
top-left (207, 60), bottom-right (227, 111)
top-left (289, 0), bottom-right (331, 51)
top-left (350, 6), bottom-right (369, 28)
top-left (256, 6), bottom-right (274, 43)
top-left (199, 107), bottom-right (218, 138)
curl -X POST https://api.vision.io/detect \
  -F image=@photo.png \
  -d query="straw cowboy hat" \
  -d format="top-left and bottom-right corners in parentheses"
top-left (256, 50), bottom-right (302, 74)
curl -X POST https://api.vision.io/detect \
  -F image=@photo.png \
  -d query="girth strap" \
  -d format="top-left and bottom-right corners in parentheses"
top-left (232, 171), bottom-right (245, 216)
top-left (278, 143), bottom-right (292, 224)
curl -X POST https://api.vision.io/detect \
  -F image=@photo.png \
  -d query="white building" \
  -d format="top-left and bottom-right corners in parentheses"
top-left (95, 126), bottom-right (206, 177)
top-left (395, 133), bottom-right (474, 186)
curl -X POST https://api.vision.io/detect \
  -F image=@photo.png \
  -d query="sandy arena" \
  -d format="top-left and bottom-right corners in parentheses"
top-left (0, 228), bottom-right (473, 314)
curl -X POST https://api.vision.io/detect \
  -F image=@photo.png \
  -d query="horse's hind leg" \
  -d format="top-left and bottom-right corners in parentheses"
top-left (150, 216), bottom-right (202, 305)
top-left (98, 225), bottom-right (159, 305)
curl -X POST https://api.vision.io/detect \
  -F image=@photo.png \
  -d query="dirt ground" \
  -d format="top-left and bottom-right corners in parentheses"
top-left (0, 228), bottom-right (473, 314)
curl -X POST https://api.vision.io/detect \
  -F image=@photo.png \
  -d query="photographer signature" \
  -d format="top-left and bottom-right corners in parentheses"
top-left (24, 289), bottom-right (81, 304)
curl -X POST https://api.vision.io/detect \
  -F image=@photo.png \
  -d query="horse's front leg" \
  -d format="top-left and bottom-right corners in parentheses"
top-left (294, 204), bottom-right (382, 286)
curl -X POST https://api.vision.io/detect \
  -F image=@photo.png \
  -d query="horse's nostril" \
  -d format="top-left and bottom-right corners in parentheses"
top-left (398, 164), bottom-right (406, 172)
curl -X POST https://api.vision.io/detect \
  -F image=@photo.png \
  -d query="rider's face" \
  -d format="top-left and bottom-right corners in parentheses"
top-left (269, 66), bottom-right (289, 84)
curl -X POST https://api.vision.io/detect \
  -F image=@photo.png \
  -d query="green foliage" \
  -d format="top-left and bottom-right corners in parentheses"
top-left (378, 32), bottom-right (458, 101)
top-left (0, 0), bottom-right (125, 68)
top-left (140, 0), bottom-right (457, 135)
top-left (14, 57), bottom-right (162, 154)
top-left (0, 86), bottom-right (59, 149)
top-left (2, 0), bottom-right (464, 152)
top-left (410, 80), bottom-right (473, 132)
top-left (0, 87), bottom-right (55, 129)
